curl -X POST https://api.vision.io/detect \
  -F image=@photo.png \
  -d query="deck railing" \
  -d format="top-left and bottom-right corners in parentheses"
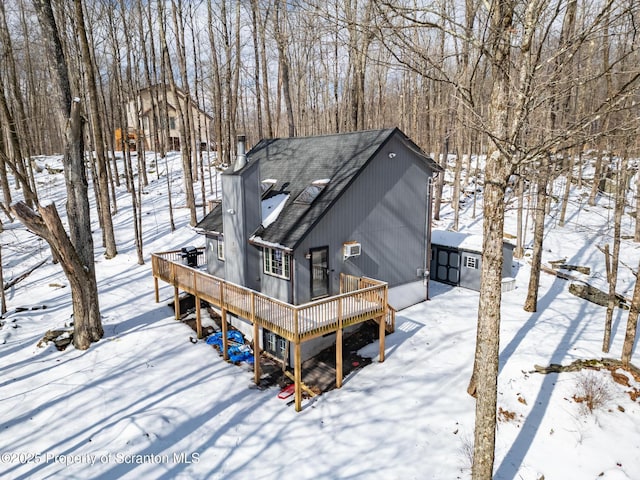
top-left (152, 250), bottom-right (391, 342)
top-left (340, 273), bottom-right (395, 332)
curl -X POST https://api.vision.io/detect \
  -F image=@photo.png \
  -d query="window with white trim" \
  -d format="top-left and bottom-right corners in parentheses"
top-left (217, 236), bottom-right (225, 261)
top-left (263, 330), bottom-right (287, 359)
top-left (263, 247), bottom-right (290, 279)
top-left (464, 255), bottom-right (478, 269)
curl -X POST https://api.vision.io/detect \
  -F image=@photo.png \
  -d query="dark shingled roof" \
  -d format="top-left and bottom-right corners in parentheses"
top-left (196, 128), bottom-right (439, 249)
top-left (199, 201), bottom-right (223, 234)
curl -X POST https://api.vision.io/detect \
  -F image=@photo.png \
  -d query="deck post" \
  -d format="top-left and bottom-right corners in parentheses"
top-left (195, 295), bottom-right (202, 338)
top-left (294, 341), bottom-right (302, 412)
top-left (174, 286), bottom-right (180, 320)
top-left (252, 293), bottom-right (261, 385)
top-left (378, 313), bottom-right (386, 362)
top-left (154, 277), bottom-right (159, 303)
top-left (378, 286), bottom-right (387, 363)
top-left (253, 321), bottom-right (260, 384)
top-left (336, 328), bottom-right (343, 389)
top-left (221, 308), bottom-right (229, 361)
top-left (336, 296), bottom-right (343, 389)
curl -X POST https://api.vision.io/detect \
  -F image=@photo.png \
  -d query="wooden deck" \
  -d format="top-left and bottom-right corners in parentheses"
top-left (151, 248), bottom-right (394, 411)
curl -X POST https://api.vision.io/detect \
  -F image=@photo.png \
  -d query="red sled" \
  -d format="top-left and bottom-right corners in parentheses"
top-left (278, 384), bottom-right (295, 399)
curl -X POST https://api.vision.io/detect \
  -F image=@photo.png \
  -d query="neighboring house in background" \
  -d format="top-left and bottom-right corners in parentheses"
top-left (430, 229), bottom-right (515, 292)
top-left (115, 85), bottom-right (212, 152)
top-left (196, 128), bottom-right (441, 365)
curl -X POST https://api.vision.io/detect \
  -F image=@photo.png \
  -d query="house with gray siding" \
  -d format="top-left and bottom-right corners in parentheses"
top-left (196, 128), bottom-right (441, 364)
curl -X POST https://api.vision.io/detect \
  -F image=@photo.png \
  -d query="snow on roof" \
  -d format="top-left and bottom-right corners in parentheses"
top-left (431, 229), bottom-right (484, 252)
top-left (248, 234), bottom-right (292, 252)
top-left (311, 178), bottom-right (331, 185)
top-left (431, 229), bottom-right (515, 252)
top-left (261, 193), bottom-right (289, 228)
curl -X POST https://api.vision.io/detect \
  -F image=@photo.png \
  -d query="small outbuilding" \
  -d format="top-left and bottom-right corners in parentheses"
top-left (430, 230), bottom-right (515, 292)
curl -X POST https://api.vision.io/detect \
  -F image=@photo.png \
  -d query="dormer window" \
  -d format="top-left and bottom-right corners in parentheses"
top-left (261, 179), bottom-right (277, 196)
top-left (294, 179), bottom-right (330, 205)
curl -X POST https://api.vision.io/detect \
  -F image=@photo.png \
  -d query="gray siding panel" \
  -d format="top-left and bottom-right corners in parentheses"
top-left (243, 165), bottom-right (262, 291)
top-left (205, 235), bottom-right (225, 278)
top-left (502, 245), bottom-right (514, 278)
top-left (295, 137), bottom-right (431, 304)
top-left (222, 161), bottom-right (261, 291)
top-left (459, 251), bottom-right (482, 290)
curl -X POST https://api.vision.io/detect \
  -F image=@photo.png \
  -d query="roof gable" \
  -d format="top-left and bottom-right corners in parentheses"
top-left (197, 128), bottom-right (438, 248)
top-left (249, 128), bottom-right (397, 248)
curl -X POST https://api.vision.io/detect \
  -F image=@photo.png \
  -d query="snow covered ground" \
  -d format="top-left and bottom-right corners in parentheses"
top-left (1, 153), bottom-right (639, 479)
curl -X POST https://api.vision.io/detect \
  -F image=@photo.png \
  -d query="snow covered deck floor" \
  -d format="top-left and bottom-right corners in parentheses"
top-left (151, 249), bottom-right (394, 411)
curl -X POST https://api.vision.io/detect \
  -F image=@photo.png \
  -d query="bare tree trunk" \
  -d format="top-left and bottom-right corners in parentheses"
top-left (159, 0), bottom-right (197, 226)
top-left (577, 145), bottom-right (584, 189)
top-left (558, 153), bottom-right (574, 227)
top-left (0, 133), bottom-right (12, 208)
top-left (588, 151), bottom-right (604, 206)
top-left (171, 0), bottom-right (196, 184)
top-left (207, 0), bottom-right (226, 165)
top-left (524, 0), bottom-right (576, 310)
top-left (12, 202), bottom-right (102, 344)
top-left (470, 151), bottom-right (509, 478)
top-left (514, 171), bottom-right (525, 258)
top-left (137, 0), bottom-right (161, 161)
top-left (603, 157), bottom-right (627, 352)
top-left (96, 71), bottom-right (118, 214)
top-left (0, 80), bottom-right (37, 207)
top-left (345, 0), bottom-right (372, 131)
top-left (472, 137), bottom-right (482, 220)
top-left (432, 133), bottom-right (448, 221)
top-left (164, 154), bottom-right (176, 232)
top-left (188, 11), bottom-right (207, 217)
top-left (258, 2), bottom-right (273, 138)
top-left (524, 157), bottom-right (550, 312)
top-left (590, 6), bottom-right (614, 207)
top-left (159, 78), bottom-right (172, 154)
top-left (31, 0), bottom-right (102, 349)
top-left (274, 1), bottom-right (295, 137)
top-left (452, 149), bottom-right (462, 230)
top-left (636, 167), bottom-right (640, 242)
top-left (74, 0), bottom-right (117, 259)
top-left (250, 0), bottom-right (264, 140)
top-left (220, 0), bottom-right (235, 160)
top-left (469, 0), bottom-right (539, 475)
top-left (622, 261), bottom-right (640, 366)
top-left (0, 221), bottom-right (5, 315)
top-left (0, 0), bottom-right (36, 198)
top-left (114, 0), bottom-right (144, 265)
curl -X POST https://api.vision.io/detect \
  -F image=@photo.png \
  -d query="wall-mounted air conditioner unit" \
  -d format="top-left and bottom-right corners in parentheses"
top-left (343, 242), bottom-right (361, 259)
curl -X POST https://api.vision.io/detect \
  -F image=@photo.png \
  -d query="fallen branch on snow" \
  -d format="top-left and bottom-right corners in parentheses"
top-left (4, 258), bottom-right (48, 290)
top-left (3, 258), bottom-right (48, 291)
top-left (531, 358), bottom-right (640, 382)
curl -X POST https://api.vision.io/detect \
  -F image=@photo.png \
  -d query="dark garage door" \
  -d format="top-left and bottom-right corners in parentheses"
top-left (432, 246), bottom-right (460, 286)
